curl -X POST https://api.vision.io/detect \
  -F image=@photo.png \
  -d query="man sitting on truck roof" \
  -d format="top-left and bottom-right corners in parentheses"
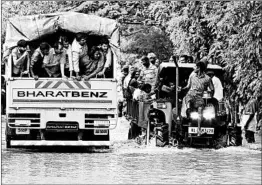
top-left (72, 33), bottom-right (89, 81)
top-left (30, 42), bottom-right (50, 79)
top-left (43, 42), bottom-right (66, 78)
top-left (11, 39), bottom-right (30, 77)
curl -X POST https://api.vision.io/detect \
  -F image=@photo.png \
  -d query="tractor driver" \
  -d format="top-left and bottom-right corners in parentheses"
top-left (181, 61), bottom-right (214, 113)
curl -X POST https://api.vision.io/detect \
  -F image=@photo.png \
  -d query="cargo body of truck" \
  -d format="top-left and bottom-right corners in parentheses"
top-left (3, 12), bottom-right (120, 148)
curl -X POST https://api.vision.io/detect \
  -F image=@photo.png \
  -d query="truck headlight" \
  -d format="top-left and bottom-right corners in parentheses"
top-left (190, 112), bottom-right (199, 120)
top-left (203, 108), bottom-right (215, 120)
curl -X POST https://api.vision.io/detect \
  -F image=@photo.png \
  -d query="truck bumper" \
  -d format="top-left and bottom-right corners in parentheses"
top-left (10, 140), bottom-right (110, 146)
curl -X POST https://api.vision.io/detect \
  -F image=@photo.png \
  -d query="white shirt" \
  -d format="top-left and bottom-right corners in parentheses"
top-left (212, 76), bottom-right (223, 101)
top-left (133, 88), bottom-right (142, 100)
top-left (123, 74), bottom-right (131, 89)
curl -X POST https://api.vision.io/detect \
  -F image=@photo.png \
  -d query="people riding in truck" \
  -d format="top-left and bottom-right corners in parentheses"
top-left (60, 36), bottom-right (73, 79)
top-left (43, 42), bottom-right (66, 78)
top-left (11, 39), bottom-right (31, 77)
top-left (72, 32), bottom-right (89, 81)
top-left (178, 55), bottom-right (188, 63)
top-left (169, 55), bottom-right (177, 63)
top-left (97, 38), bottom-right (113, 78)
top-left (30, 42), bottom-right (51, 79)
top-left (80, 46), bottom-right (105, 81)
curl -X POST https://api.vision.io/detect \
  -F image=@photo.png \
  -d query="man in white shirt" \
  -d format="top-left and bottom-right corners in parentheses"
top-left (206, 70), bottom-right (223, 101)
top-left (72, 33), bottom-right (88, 80)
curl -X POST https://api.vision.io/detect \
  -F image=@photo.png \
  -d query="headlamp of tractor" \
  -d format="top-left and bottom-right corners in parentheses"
top-left (203, 107), bottom-right (216, 120)
top-left (190, 112), bottom-right (199, 120)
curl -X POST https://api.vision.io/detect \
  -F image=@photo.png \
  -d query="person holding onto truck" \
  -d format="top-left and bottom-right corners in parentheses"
top-left (72, 33), bottom-right (89, 80)
top-left (81, 46), bottom-right (105, 81)
top-left (42, 42), bottom-right (66, 78)
top-left (30, 42), bottom-right (51, 79)
top-left (97, 38), bottom-right (113, 78)
top-left (11, 39), bottom-right (31, 77)
top-left (60, 36), bottom-right (73, 78)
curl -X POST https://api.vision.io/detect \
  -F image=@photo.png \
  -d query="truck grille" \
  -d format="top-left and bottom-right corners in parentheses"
top-left (8, 113), bottom-right (41, 127)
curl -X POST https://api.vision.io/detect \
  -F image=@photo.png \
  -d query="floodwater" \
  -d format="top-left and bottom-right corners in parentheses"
top-left (1, 116), bottom-right (261, 184)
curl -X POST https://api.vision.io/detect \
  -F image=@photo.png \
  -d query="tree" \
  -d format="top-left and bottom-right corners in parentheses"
top-left (167, 1), bottom-right (262, 103)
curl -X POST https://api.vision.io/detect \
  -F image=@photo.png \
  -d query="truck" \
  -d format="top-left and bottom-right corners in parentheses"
top-left (3, 12), bottom-right (120, 148)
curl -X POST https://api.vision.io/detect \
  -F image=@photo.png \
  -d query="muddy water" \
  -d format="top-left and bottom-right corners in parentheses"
top-left (1, 116), bottom-right (261, 184)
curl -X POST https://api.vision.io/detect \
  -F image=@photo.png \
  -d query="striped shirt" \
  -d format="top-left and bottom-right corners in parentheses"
top-left (139, 63), bottom-right (158, 92)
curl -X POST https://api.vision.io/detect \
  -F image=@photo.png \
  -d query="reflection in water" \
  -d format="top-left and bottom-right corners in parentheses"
top-left (2, 117), bottom-right (261, 184)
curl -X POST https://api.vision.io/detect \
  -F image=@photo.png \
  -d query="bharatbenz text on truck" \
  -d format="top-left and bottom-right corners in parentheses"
top-left (4, 12), bottom-right (120, 148)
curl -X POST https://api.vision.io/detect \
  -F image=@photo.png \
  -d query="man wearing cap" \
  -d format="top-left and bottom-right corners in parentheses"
top-left (206, 70), bottom-right (223, 101)
top-left (138, 56), bottom-right (158, 94)
top-left (147, 53), bottom-right (157, 65)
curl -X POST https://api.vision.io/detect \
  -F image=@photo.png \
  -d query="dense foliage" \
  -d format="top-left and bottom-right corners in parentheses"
top-left (167, 1), bottom-right (262, 102)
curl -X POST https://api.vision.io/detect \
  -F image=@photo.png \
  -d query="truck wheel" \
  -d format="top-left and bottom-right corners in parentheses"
top-left (214, 133), bottom-right (228, 149)
top-left (6, 136), bottom-right (11, 148)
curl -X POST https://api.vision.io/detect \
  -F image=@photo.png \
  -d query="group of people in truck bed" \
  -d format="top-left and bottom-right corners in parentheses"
top-left (5, 33), bottom-right (113, 80)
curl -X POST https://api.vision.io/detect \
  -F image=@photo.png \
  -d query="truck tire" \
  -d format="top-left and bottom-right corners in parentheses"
top-left (214, 133), bottom-right (228, 149)
top-left (5, 122), bottom-right (12, 148)
top-left (6, 137), bottom-right (11, 148)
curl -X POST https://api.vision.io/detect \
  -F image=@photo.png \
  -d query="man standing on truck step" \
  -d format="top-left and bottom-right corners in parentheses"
top-left (11, 39), bottom-right (30, 77)
top-left (43, 42), bottom-right (66, 78)
top-left (138, 56), bottom-right (158, 94)
top-left (72, 33), bottom-right (89, 81)
top-left (30, 42), bottom-right (50, 79)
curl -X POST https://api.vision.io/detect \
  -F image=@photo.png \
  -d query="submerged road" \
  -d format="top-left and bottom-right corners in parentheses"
top-left (1, 116), bottom-right (261, 184)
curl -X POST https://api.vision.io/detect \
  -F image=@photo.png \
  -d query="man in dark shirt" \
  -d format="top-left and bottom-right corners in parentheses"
top-left (30, 42), bottom-right (50, 79)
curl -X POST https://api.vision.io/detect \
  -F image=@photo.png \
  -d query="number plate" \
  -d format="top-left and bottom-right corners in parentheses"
top-left (188, 127), bottom-right (214, 135)
top-left (94, 120), bottom-right (109, 127)
top-left (16, 128), bottom-right (30, 134)
top-left (94, 129), bottom-right (108, 135)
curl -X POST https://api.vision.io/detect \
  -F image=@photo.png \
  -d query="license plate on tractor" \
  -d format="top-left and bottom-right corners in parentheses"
top-left (94, 129), bottom-right (108, 135)
top-left (188, 127), bottom-right (214, 135)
